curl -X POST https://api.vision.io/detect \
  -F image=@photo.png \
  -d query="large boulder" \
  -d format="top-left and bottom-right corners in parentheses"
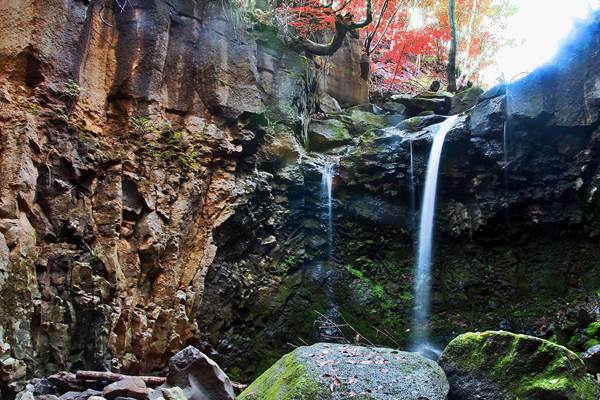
top-left (450, 87), bottom-right (484, 114)
top-left (469, 96), bottom-right (505, 138)
top-left (439, 331), bottom-right (598, 400)
top-left (238, 343), bottom-right (449, 399)
top-left (347, 110), bottom-right (390, 133)
top-left (507, 12), bottom-right (600, 128)
top-left (321, 36), bottom-right (369, 107)
top-left (166, 346), bottom-right (235, 400)
top-left (307, 119), bottom-right (353, 152)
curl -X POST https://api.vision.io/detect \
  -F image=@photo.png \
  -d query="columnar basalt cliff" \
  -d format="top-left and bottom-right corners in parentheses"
top-left (0, 0), bottom-right (368, 392)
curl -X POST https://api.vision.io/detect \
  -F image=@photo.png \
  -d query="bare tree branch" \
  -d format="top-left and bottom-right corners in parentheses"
top-left (302, 0), bottom-right (372, 56)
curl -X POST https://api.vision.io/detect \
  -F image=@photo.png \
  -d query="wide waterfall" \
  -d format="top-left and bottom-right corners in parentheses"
top-left (412, 115), bottom-right (459, 356)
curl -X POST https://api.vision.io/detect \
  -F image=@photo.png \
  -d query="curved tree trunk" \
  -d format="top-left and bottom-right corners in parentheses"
top-left (447, 0), bottom-right (458, 92)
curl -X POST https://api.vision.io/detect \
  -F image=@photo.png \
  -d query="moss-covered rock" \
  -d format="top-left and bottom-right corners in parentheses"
top-left (395, 114), bottom-right (446, 132)
top-left (239, 343), bottom-right (449, 399)
top-left (348, 110), bottom-right (390, 133)
top-left (439, 331), bottom-right (598, 400)
top-left (308, 119), bottom-right (352, 152)
top-left (450, 86), bottom-right (484, 114)
top-left (585, 322), bottom-right (600, 338)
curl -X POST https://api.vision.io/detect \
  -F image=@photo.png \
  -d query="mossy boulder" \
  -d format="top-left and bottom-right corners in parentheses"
top-left (238, 343), bottom-right (449, 399)
top-left (395, 115), bottom-right (446, 132)
top-left (348, 110), bottom-right (390, 133)
top-left (439, 331), bottom-right (598, 400)
top-left (450, 86), bottom-right (484, 114)
top-left (307, 119), bottom-right (352, 152)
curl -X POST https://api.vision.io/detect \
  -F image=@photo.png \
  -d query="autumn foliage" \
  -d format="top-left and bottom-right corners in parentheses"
top-left (278, 0), bottom-right (515, 93)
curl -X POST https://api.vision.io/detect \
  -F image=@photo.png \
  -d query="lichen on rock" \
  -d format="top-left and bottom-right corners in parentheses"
top-left (239, 343), bottom-right (449, 400)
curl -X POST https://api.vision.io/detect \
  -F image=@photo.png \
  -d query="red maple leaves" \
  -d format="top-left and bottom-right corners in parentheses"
top-left (279, 0), bottom-right (514, 92)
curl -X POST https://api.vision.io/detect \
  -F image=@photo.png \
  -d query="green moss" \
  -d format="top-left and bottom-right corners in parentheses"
top-left (583, 339), bottom-right (600, 350)
top-left (238, 353), bottom-right (328, 400)
top-left (405, 116), bottom-right (422, 131)
top-left (441, 331), bottom-right (598, 400)
top-left (585, 322), bottom-right (600, 338)
top-left (278, 255), bottom-right (299, 273)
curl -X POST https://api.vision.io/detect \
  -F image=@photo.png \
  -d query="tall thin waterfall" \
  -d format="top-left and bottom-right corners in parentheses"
top-left (322, 162), bottom-right (335, 266)
top-left (412, 115), bottom-right (459, 355)
top-left (503, 82), bottom-right (511, 169)
top-left (408, 141), bottom-right (416, 228)
top-left (318, 161), bottom-right (341, 339)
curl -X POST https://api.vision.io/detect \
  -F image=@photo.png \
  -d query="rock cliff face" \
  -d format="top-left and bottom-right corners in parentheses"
top-left (0, 0), bottom-right (368, 392)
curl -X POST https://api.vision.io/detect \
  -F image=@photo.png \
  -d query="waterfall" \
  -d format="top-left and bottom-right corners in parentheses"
top-left (409, 140), bottom-right (416, 229)
top-left (411, 115), bottom-right (459, 356)
top-left (503, 82), bottom-right (511, 169)
top-left (322, 162), bottom-right (335, 266)
top-left (318, 160), bottom-right (341, 339)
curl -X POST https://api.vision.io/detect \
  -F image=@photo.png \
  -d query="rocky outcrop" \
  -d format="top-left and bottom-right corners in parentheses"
top-left (14, 345), bottom-right (237, 400)
top-left (0, 0), bottom-right (369, 394)
top-left (238, 343), bottom-right (449, 400)
top-left (439, 331), bottom-right (598, 399)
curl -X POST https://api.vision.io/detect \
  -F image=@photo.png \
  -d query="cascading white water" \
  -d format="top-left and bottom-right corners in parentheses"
top-left (318, 161), bottom-right (341, 339)
top-left (503, 82), bottom-right (511, 169)
top-left (408, 140), bottom-right (416, 228)
top-left (412, 115), bottom-right (459, 356)
top-left (321, 162), bottom-right (335, 265)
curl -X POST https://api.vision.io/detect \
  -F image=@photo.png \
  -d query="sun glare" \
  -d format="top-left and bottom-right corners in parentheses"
top-left (484, 0), bottom-right (600, 85)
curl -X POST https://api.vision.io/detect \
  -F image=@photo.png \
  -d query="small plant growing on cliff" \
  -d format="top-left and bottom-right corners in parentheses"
top-left (278, 255), bottom-right (298, 272)
top-left (63, 79), bottom-right (81, 98)
top-left (17, 98), bottom-right (43, 116)
top-left (27, 103), bottom-right (42, 115)
top-left (130, 115), bottom-right (158, 135)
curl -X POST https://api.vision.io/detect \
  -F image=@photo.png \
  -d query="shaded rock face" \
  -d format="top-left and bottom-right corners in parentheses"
top-left (0, 0), bottom-right (366, 393)
top-left (320, 34), bottom-right (370, 107)
top-left (439, 331), bottom-right (598, 400)
top-left (238, 343), bottom-right (449, 400)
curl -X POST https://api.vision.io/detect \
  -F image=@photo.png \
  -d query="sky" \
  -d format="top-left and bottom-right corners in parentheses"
top-left (483, 0), bottom-right (600, 84)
